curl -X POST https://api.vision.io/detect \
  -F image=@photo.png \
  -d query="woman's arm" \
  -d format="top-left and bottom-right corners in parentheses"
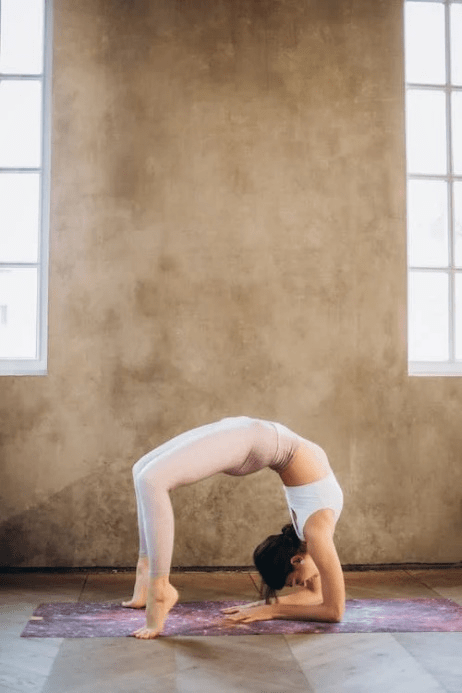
top-left (271, 537), bottom-right (344, 622)
top-left (225, 513), bottom-right (344, 625)
top-left (222, 579), bottom-right (322, 616)
top-left (272, 513), bottom-right (344, 622)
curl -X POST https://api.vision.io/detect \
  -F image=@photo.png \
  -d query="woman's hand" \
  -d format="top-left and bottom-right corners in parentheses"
top-left (223, 604), bottom-right (274, 624)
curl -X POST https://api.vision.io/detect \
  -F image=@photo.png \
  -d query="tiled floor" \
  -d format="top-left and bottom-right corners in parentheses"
top-left (1, 568), bottom-right (461, 693)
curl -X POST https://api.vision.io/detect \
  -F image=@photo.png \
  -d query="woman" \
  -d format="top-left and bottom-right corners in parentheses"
top-left (123, 416), bottom-right (344, 639)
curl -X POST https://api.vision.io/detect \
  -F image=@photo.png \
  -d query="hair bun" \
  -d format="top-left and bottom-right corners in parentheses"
top-left (281, 524), bottom-right (293, 537)
top-left (281, 523), bottom-right (298, 548)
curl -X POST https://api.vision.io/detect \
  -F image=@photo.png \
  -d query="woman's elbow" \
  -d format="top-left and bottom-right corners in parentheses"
top-left (325, 604), bottom-right (344, 623)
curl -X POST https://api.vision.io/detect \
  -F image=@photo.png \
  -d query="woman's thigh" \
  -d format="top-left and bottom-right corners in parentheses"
top-left (135, 418), bottom-right (255, 490)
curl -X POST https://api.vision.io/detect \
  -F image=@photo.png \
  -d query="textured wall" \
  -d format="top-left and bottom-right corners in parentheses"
top-left (1, 0), bottom-right (461, 568)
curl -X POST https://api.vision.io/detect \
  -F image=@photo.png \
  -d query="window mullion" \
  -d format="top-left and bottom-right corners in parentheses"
top-left (0, 263), bottom-right (40, 269)
top-left (0, 74), bottom-right (43, 80)
top-left (409, 173), bottom-right (462, 182)
top-left (0, 168), bottom-right (42, 173)
top-left (406, 83), bottom-right (462, 92)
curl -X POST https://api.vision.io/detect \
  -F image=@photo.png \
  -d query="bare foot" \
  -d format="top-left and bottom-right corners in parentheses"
top-left (122, 556), bottom-right (149, 608)
top-left (132, 579), bottom-right (178, 639)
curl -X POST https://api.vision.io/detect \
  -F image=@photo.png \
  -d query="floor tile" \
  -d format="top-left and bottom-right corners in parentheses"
top-left (344, 570), bottom-right (437, 599)
top-left (0, 662), bottom-right (48, 693)
top-left (169, 571), bottom-right (260, 602)
top-left (407, 569), bottom-right (462, 586)
top-left (80, 571), bottom-right (136, 603)
top-left (0, 686), bottom-right (29, 693)
top-left (0, 604), bottom-right (40, 634)
top-left (408, 569), bottom-right (462, 606)
top-left (0, 573), bottom-right (85, 607)
top-left (394, 632), bottom-right (462, 693)
top-left (0, 605), bottom-right (61, 693)
top-left (41, 638), bottom-right (177, 693)
top-left (286, 632), bottom-right (446, 693)
top-left (0, 572), bottom-right (86, 591)
top-left (0, 639), bottom-right (60, 676)
top-left (80, 570), bottom-right (260, 605)
top-left (174, 635), bottom-right (312, 692)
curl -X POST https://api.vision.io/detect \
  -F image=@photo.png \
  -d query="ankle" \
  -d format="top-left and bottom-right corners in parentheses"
top-left (136, 557), bottom-right (148, 572)
top-left (148, 574), bottom-right (170, 590)
top-left (148, 577), bottom-right (177, 603)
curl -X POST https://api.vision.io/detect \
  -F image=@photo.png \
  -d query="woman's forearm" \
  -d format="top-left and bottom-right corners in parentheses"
top-left (270, 601), bottom-right (344, 623)
top-left (276, 587), bottom-right (323, 607)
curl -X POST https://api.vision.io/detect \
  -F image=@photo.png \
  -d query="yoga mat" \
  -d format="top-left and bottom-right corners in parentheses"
top-left (21, 598), bottom-right (462, 638)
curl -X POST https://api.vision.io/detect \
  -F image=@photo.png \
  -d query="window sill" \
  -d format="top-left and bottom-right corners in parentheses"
top-left (0, 358), bottom-right (47, 376)
top-left (409, 361), bottom-right (462, 376)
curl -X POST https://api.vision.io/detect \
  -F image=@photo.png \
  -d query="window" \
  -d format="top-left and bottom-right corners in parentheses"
top-left (0, 0), bottom-right (52, 375)
top-left (405, 0), bottom-right (462, 375)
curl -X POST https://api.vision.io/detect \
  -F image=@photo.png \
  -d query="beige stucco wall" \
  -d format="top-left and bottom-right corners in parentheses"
top-left (1, 0), bottom-right (461, 568)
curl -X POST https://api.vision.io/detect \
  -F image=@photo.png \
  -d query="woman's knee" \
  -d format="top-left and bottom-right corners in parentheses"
top-left (132, 451), bottom-right (154, 480)
top-left (132, 460), bottom-right (143, 480)
top-left (135, 466), bottom-right (169, 498)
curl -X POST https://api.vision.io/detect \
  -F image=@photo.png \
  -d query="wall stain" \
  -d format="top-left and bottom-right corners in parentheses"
top-left (0, 469), bottom-right (137, 568)
top-left (0, 391), bottom-right (51, 449)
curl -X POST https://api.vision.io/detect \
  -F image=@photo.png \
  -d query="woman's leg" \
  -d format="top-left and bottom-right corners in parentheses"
top-left (123, 422), bottom-right (238, 607)
top-left (129, 419), bottom-right (256, 638)
top-left (132, 469), bottom-right (179, 638)
top-left (121, 462), bottom-right (150, 608)
top-left (129, 418), bottom-right (254, 564)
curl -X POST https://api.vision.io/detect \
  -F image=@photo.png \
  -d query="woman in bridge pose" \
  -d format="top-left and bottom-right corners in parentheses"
top-left (122, 416), bottom-right (344, 639)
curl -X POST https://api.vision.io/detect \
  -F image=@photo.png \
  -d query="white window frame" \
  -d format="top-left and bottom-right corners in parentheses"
top-left (0, 0), bottom-right (53, 376)
top-left (406, 0), bottom-right (462, 376)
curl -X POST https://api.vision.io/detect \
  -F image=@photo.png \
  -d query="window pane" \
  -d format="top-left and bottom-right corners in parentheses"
top-left (452, 92), bottom-right (462, 175)
top-left (408, 270), bottom-right (448, 360)
top-left (0, 268), bottom-right (38, 359)
top-left (406, 90), bottom-right (447, 174)
top-left (407, 180), bottom-right (448, 267)
top-left (405, 2), bottom-right (446, 85)
top-left (0, 81), bottom-right (42, 168)
top-left (455, 182), bottom-right (462, 267)
top-left (0, 173), bottom-right (40, 263)
top-left (451, 4), bottom-right (462, 86)
top-left (456, 274), bottom-right (462, 359)
top-left (0, 0), bottom-right (45, 75)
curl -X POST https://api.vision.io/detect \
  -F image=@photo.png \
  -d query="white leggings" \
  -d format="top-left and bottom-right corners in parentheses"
top-left (132, 418), bottom-right (258, 577)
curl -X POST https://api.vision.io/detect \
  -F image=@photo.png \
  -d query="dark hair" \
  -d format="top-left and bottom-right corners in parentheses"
top-left (253, 524), bottom-right (304, 603)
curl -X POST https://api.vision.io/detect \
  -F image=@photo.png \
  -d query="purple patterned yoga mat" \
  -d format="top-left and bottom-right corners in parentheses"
top-left (20, 598), bottom-right (462, 638)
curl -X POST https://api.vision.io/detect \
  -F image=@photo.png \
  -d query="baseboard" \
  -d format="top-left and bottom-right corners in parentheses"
top-left (0, 562), bottom-right (461, 574)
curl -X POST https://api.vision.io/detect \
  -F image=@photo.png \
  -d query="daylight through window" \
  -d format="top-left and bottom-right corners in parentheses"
top-left (406, 0), bottom-right (462, 375)
top-left (0, 0), bottom-right (52, 375)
